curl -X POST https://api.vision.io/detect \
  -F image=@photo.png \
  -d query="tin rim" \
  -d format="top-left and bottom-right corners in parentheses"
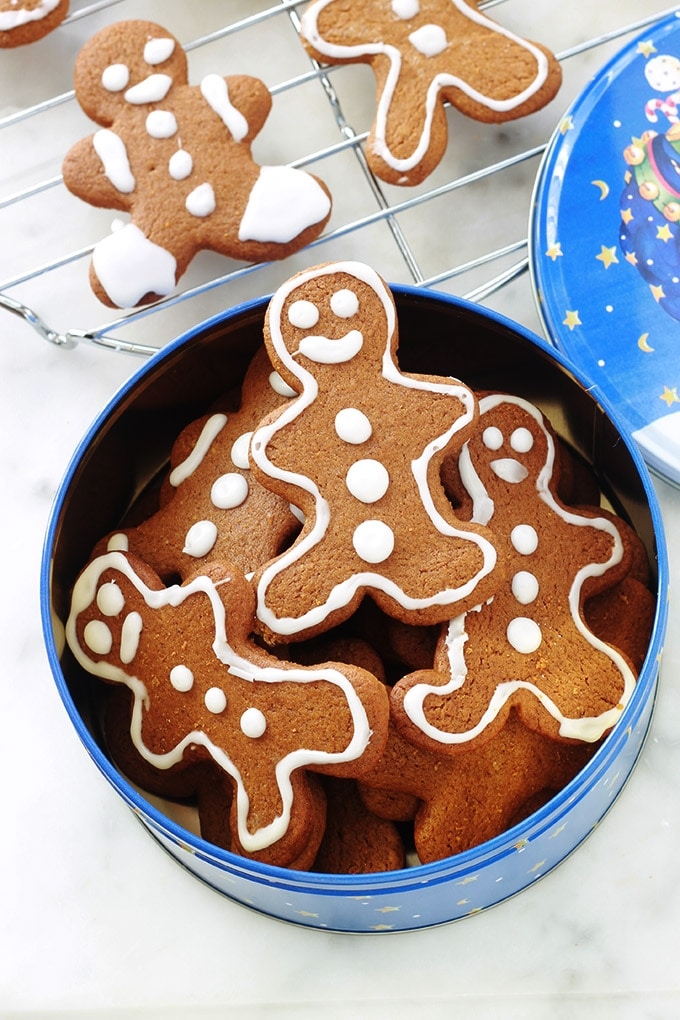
top-left (40, 284), bottom-right (670, 897)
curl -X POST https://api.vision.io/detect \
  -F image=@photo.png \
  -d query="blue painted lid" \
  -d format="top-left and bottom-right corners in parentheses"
top-left (531, 11), bottom-right (680, 486)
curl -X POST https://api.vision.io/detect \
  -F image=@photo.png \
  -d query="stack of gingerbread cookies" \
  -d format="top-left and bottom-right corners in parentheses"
top-left (65, 259), bottom-right (655, 873)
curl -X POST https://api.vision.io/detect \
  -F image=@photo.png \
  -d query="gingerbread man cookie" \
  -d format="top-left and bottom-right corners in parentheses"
top-left (358, 711), bottom-right (594, 861)
top-left (249, 260), bottom-right (499, 643)
top-left (62, 20), bottom-right (332, 307)
top-left (65, 552), bottom-right (389, 867)
top-left (391, 393), bottom-right (642, 752)
top-left (299, 0), bottom-right (562, 185)
top-left (0, 0), bottom-right (68, 47)
top-left (98, 346), bottom-right (300, 582)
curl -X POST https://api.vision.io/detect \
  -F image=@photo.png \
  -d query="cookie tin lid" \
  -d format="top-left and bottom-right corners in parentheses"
top-left (530, 11), bottom-right (680, 487)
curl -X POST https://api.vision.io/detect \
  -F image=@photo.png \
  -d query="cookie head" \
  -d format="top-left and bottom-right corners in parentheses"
top-left (73, 20), bottom-right (188, 126)
top-left (264, 261), bottom-right (396, 388)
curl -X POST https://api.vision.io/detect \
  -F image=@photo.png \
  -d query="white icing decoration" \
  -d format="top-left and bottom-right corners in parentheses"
top-left (511, 570), bottom-right (539, 605)
top-left (409, 24), bottom-right (448, 58)
top-left (102, 64), bottom-right (130, 93)
top-left (205, 687), bottom-right (227, 714)
top-left (506, 616), bottom-right (542, 654)
top-left (510, 427), bottom-right (534, 453)
top-left (211, 473), bottom-right (249, 509)
top-left (0, 0), bottom-right (60, 29)
top-left (482, 426), bottom-right (503, 450)
top-left (402, 392), bottom-right (637, 746)
top-left (269, 371), bottom-right (297, 398)
top-left (240, 707), bottom-right (267, 739)
top-left (231, 432), bottom-right (252, 470)
top-left (330, 288), bottom-right (359, 318)
top-left (335, 407), bottom-right (372, 444)
top-left (96, 581), bottom-right (125, 617)
top-left (183, 520), bottom-right (218, 558)
top-left (290, 504), bottom-right (305, 524)
top-left (144, 37), bottom-right (176, 66)
top-left (65, 552), bottom-right (375, 853)
top-left (200, 74), bottom-right (248, 141)
top-left (352, 519), bottom-right (395, 563)
top-left (93, 129), bottom-right (135, 194)
top-left (185, 183), bottom-right (216, 218)
top-left (106, 533), bottom-right (129, 552)
top-left (238, 165), bottom-right (331, 244)
top-left (457, 442), bottom-right (494, 526)
top-left (145, 110), bottom-right (178, 139)
top-left (288, 299), bottom-right (319, 329)
top-left (392, 0), bottom-right (420, 18)
top-left (169, 413), bottom-right (227, 487)
top-left (92, 223), bottom-right (177, 308)
top-left (124, 74), bottom-right (173, 105)
top-left (490, 458), bottom-right (529, 484)
top-left (120, 611), bottom-right (143, 664)
top-left (346, 458), bottom-right (389, 503)
top-left (170, 664), bottom-right (194, 693)
top-left (298, 330), bottom-right (363, 365)
top-left (300, 0), bottom-right (551, 175)
top-left (83, 620), bottom-right (112, 656)
top-left (250, 260), bottom-right (497, 637)
top-left (168, 148), bottom-right (193, 181)
top-left (511, 523), bottom-right (538, 555)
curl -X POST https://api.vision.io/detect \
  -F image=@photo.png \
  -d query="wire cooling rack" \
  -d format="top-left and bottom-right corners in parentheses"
top-left (0, 0), bottom-right (676, 357)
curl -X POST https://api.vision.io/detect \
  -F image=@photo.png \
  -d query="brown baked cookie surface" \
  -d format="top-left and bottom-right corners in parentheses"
top-left (359, 712), bottom-right (594, 861)
top-left (299, 0), bottom-right (561, 185)
top-left (65, 552), bottom-right (389, 868)
top-left (97, 346), bottom-right (300, 582)
top-left (62, 20), bottom-right (332, 306)
top-left (249, 260), bottom-right (500, 643)
top-left (391, 392), bottom-right (646, 752)
top-left (0, 0), bottom-right (68, 48)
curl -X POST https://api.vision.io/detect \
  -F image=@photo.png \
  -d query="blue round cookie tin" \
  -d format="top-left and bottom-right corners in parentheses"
top-left (531, 10), bottom-right (680, 487)
top-left (41, 286), bottom-right (668, 932)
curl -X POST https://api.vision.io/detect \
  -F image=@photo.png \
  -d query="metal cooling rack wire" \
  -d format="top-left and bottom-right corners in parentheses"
top-left (0, 0), bottom-right (676, 356)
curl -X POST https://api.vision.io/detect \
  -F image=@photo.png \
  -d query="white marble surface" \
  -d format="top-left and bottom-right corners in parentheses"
top-left (2, 1), bottom-right (680, 1016)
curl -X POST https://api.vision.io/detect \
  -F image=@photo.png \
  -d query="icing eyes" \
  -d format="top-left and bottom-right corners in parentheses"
top-left (96, 580), bottom-right (125, 616)
top-left (287, 290), bottom-right (359, 329)
top-left (288, 299), bottom-right (319, 329)
top-left (392, 0), bottom-right (420, 17)
top-left (102, 63), bottom-right (130, 92)
top-left (510, 427), bottom-right (534, 453)
top-left (482, 425), bottom-right (534, 453)
top-left (144, 37), bottom-right (176, 66)
top-left (482, 426), bottom-right (503, 451)
top-left (330, 288), bottom-right (359, 318)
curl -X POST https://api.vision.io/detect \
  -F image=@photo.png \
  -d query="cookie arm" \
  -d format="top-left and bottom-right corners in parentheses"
top-left (62, 135), bottom-right (134, 213)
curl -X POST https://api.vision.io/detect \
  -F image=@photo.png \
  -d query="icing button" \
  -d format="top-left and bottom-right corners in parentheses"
top-left (352, 519), bottom-right (395, 563)
top-left (240, 707), bottom-right (267, 738)
top-left (204, 687), bottom-right (227, 714)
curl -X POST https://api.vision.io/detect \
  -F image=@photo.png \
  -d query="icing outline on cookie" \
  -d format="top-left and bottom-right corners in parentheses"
top-left (66, 551), bottom-right (377, 853)
top-left (401, 394), bottom-right (637, 744)
top-left (300, 0), bottom-right (552, 176)
top-left (251, 260), bottom-right (498, 636)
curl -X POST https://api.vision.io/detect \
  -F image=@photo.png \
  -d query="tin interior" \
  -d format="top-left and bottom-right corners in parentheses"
top-left (44, 287), bottom-right (663, 882)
